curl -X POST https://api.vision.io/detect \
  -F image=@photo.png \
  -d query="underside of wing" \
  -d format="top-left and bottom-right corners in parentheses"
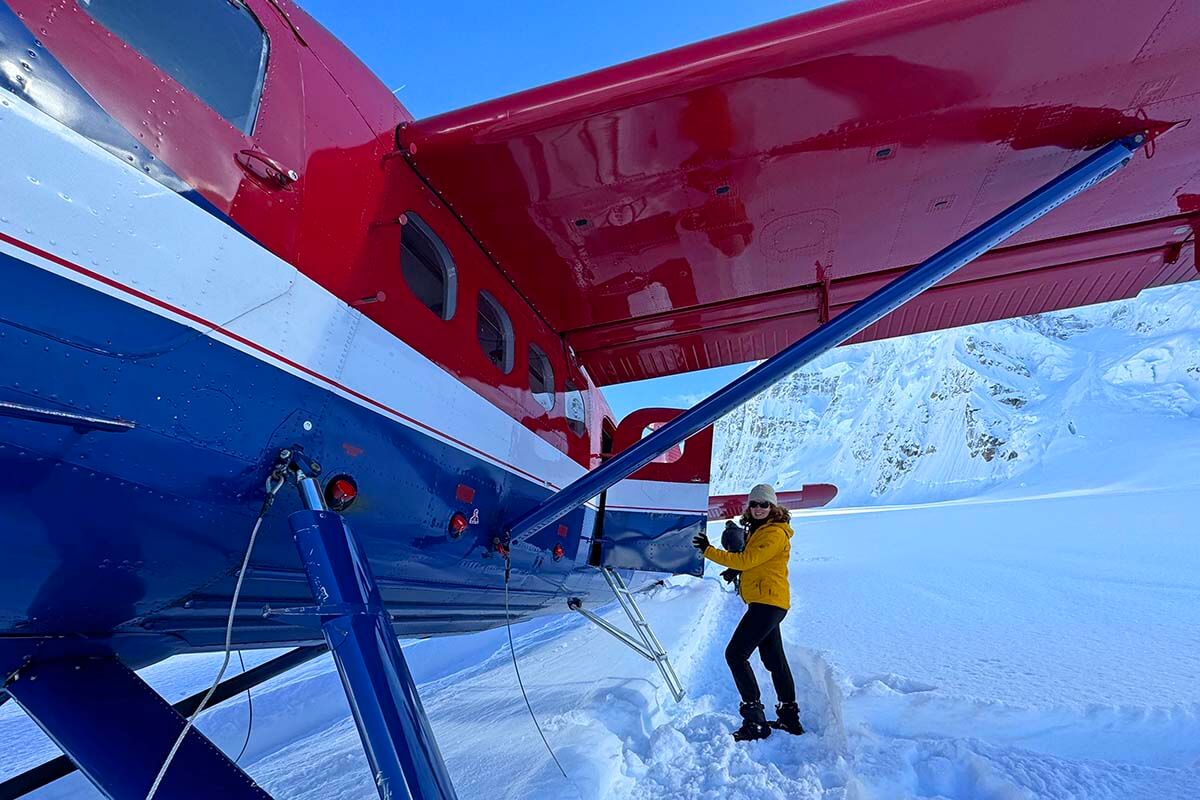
top-left (404, 0), bottom-right (1199, 384)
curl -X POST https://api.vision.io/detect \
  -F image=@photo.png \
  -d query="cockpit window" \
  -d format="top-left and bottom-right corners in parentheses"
top-left (78, 0), bottom-right (269, 135)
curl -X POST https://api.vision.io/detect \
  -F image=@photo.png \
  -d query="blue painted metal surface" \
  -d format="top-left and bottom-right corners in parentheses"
top-left (595, 508), bottom-right (705, 575)
top-left (508, 135), bottom-right (1145, 544)
top-left (0, 645), bottom-right (328, 799)
top-left (4, 655), bottom-right (270, 800)
top-left (288, 508), bottom-right (458, 800)
top-left (0, 400), bottom-right (134, 432)
top-left (0, 246), bottom-right (694, 676)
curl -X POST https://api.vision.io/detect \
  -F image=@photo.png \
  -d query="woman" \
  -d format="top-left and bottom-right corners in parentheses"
top-left (693, 483), bottom-right (804, 741)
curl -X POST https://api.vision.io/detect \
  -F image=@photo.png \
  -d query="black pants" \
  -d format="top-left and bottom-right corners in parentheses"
top-left (725, 603), bottom-right (796, 705)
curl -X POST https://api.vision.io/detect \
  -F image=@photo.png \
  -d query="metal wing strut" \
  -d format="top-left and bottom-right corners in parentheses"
top-left (509, 134), bottom-right (1146, 545)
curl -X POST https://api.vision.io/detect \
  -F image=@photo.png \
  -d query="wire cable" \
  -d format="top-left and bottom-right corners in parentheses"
top-left (234, 650), bottom-right (254, 765)
top-left (502, 555), bottom-right (570, 783)
top-left (145, 475), bottom-right (283, 800)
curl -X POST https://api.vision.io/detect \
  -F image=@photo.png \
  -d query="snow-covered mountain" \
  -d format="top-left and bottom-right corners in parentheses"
top-left (712, 283), bottom-right (1200, 505)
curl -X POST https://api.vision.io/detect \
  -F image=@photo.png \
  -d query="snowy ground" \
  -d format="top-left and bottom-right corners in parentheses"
top-left (4, 479), bottom-right (1198, 799)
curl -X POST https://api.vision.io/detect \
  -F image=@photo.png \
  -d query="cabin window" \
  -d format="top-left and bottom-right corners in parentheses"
top-left (528, 344), bottom-right (555, 412)
top-left (78, 0), bottom-right (269, 135)
top-left (477, 291), bottom-right (514, 373)
top-left (400, 213), bottom-right (456, 319)
top-left (565, 380), bottom-right (587, 437)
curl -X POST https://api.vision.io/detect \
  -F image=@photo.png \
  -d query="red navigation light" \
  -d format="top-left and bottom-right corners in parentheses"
top-left (552, 544), bottom-right (565, 561)
top-left (324, 475), bottom-right (358, 512)
top-left (448, 512), bottom-right (469, 538)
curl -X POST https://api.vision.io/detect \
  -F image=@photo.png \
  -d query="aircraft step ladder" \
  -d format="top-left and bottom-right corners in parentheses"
top-left (568, 567), bottom-right (685, 702)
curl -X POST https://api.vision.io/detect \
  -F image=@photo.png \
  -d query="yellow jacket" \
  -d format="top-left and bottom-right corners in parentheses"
top-left (703, 521), bottom-right (793, 610)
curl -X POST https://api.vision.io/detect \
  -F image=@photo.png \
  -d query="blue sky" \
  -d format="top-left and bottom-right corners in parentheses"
top-left (301, 0), bottom-right (828, 419)
top-left (301, 1), bottom-right (823, 118)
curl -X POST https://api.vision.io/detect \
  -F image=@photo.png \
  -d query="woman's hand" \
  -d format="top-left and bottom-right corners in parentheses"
top-left (692, 532), bottom-right (711, 552)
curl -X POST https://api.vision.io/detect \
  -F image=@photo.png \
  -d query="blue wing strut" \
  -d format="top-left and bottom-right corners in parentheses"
top-left (508, 134), bottom-right (1146, 546)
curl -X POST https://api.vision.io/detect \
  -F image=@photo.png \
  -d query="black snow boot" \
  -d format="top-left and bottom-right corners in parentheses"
top-left (768, 701), bottom-right (805, 735)
top-left (732, 701), bottom-right (772, 741)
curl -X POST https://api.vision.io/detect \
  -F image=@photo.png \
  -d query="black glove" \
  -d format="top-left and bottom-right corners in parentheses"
top-left (720, 568), bottom-right (740, 584)
top-left (692, 532), bottom-right (710, 552)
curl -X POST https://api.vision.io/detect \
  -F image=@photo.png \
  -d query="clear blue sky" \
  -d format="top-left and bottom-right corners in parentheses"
top-left (301, 1), bottom-right (825, 118)
top-left (301, 0), bottom-right (829, 419)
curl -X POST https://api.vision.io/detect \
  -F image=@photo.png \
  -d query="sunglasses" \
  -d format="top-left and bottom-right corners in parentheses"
top-left (747, 501), bottom-right (771, 509)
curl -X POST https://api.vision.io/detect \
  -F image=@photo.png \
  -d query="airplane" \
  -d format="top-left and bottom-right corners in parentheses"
top-left (0, 0), bottom-right (1195, 798)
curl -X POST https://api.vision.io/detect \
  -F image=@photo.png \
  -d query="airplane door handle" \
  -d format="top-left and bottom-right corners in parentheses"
top-left (236, 149), bottom-right (300, 187)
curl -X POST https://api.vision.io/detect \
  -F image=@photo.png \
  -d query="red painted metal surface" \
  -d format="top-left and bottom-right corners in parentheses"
top-left (611, 409), bottom-right (713, 484)
top-left (568, 216), bottom-right (1195, 375)
top-left (405, 0), bottom-right (1200, 384)
top-left (10, 0), bottom-right (608, 466)
top-left (15, 0), bottom-right (1199, 462)
top-left (707, 486), bottom-right (839, 521)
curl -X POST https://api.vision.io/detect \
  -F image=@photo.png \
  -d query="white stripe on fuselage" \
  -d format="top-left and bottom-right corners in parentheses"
top-left (0, 90), bottom-right (706, 515)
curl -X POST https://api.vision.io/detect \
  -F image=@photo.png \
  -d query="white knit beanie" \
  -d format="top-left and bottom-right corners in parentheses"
top-left (748, 484), bottom-right (778, 505)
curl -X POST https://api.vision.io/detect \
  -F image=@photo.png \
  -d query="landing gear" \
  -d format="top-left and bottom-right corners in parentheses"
top-left (0, 645), bottom-right (328, 798)
top-left (4, 656), bottom-right (273, 800)
top-left (278, 451), bottom-right (458, 800)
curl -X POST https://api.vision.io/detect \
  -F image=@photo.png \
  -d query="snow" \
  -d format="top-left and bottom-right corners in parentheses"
top-left (3, 286), bottom-right (1199, 798)
top-left (5, 483), bottom-right (1197, 798)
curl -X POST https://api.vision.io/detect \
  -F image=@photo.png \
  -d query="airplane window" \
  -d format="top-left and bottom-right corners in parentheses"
top-left (77, 0), bottom-right (269, 135)
top-left (528, 344), bottom-right (555, 411)
top-left (400, 213), bottom-right (456, 319)
top-left (477, 291), bottom-right (514, 373)
top-left (565, 380), bottom-right (587, 437)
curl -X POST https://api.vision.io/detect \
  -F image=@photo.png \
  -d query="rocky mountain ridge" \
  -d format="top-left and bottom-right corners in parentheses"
top-left (710, 283), bottom-right (1200, 506)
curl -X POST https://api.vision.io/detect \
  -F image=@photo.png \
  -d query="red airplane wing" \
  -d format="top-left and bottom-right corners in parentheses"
top-left (401, 0), bottom-right (1198, 385)
top-left (708, 486), bottom-right (839, 521)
